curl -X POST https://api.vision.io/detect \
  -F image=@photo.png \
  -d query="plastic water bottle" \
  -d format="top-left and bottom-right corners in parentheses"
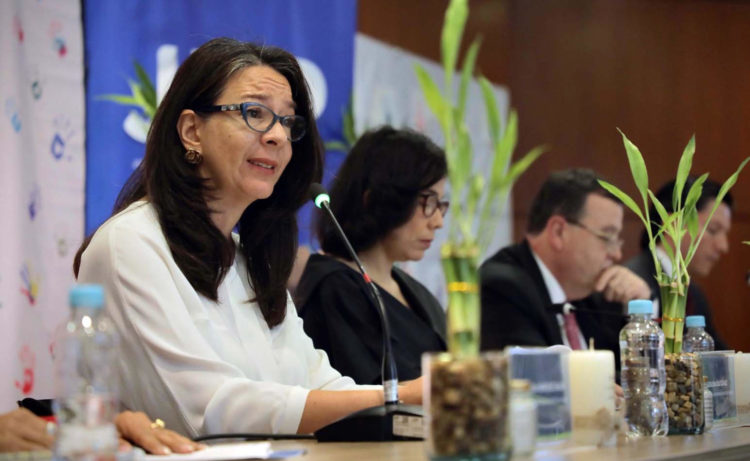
top-left (54, 284), bottom-right (119, 461)
top-left (510, 379), bottom-right (537, 456)
top-left (619, 299), bottom-right (668, 437)
top-left (683, 316), bottom-right (715, 352)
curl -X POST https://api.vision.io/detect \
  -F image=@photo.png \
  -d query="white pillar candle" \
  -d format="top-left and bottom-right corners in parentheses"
top-left (734, 352), bottom-right (750, 423)
top-left (568, 350), bottom-right (616, 446)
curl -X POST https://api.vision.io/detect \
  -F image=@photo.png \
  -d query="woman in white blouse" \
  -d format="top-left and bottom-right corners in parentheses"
top-left (74, 37), bottom-right (421, 437)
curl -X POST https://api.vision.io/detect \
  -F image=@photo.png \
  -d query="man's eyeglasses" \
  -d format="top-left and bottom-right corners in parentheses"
top-left (418, 192), bottom-right (450, 218)
top-left (566, 220), bottom-right (624, 250)
top-left (196, 102), bottom-right (306, 142)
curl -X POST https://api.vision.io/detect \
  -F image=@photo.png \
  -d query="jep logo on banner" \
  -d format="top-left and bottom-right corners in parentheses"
top-left (85, 0), bottom-right (358, 244)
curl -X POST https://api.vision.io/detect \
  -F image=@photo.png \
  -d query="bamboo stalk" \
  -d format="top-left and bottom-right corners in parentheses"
top-left (660, 283), bottom-right (687, 354)
top-left (441, 242), bottom-right (480, 358)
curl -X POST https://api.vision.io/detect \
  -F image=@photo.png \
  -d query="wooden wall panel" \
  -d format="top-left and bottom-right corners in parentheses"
top-left (508, 0), bottom-right (750, 351)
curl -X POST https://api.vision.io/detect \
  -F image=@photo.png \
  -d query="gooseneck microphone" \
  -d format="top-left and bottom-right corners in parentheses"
top-left (309, 183), bottom-right (399, 404)
top-left (308, 183), bottom-right (422, 442)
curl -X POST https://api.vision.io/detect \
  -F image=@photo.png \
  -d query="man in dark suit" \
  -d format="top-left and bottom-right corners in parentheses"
top-left (625, 178), bottom-right (732, 350)
top-left (480, 169), bottom-right (650, 357)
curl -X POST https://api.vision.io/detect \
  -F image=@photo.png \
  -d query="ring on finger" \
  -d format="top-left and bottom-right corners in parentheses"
top-left (150, 418), bottom-right (165, 430)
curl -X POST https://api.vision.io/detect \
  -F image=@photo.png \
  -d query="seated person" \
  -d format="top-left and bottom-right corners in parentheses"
top-left (625, 177), bottom-right (732, 350)
top-left (73, 38), bottom-right (421, 437)
top-left (0, 408), bottom-right (201, 454)
top-left (295, 127), bottom-right (448, 385)
top-left (480, 169), bottom-right (650, 365)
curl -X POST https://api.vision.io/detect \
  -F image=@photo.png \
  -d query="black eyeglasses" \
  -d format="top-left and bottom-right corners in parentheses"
top-left (418, 192), bottom-right (450, 218)
top-left (566, 220), bottom-right (624, 250)
top-left (196, 102), bottom-right (306, 142)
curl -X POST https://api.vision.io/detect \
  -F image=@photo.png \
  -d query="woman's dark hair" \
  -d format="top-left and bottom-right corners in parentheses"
top-left (74, 38), bottom-right (323, 327)
top-left (527, 168), bottom-right (618, 234)
top-left (639, 177), bottom-right (734, 249)
top-left (318, 126), bottom-right (447, 258)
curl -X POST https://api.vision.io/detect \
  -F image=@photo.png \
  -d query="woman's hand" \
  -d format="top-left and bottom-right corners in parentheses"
top-left (115, 411), bottom-right (204, 455)
top-left (398, 376), bottom-right (424, 405)
top-left (0, 408), bottom-right (54, 452)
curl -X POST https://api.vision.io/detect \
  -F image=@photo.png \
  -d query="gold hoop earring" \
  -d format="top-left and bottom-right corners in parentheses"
top-left (184, 149), bottom-right (203, 165)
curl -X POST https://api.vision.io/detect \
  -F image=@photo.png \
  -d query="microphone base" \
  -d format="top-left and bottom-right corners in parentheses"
top-left (314, 403), bottom-right (423, 442)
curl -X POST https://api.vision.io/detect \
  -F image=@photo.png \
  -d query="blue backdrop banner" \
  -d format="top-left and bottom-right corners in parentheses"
top-left (84, 0), bottom-right (357, 244)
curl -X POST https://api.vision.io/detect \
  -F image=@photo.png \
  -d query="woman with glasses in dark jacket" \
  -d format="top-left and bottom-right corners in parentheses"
top-left (295, 126), bottom-right (449, 385)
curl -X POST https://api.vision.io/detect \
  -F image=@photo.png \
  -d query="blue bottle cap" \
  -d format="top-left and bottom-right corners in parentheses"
top-left (628, 299), bottom-right (653, 315)
top-left (69, 284), bottom-right (104, 308)
top-left (685, 315), bottom-right (706, 328)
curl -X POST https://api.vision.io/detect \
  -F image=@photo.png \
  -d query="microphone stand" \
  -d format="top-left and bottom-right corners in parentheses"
top-left (310, 184), bottom-right (423, 442)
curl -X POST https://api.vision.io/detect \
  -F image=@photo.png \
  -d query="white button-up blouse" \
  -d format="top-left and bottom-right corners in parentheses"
top-left (78, 201), bottom-right (369, 436)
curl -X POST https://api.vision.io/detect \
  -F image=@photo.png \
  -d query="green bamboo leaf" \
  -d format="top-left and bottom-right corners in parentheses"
top-left (414, 64), bottom-right (451, 138)
top-left (324, 140), bottom-right (349, 153)
top-left (469, 174), bottom-right (484, 205)
top-left (715, 156), bottom-right (750, 203)
top-left (441, 0), bottom-right (469, 92)
top-left (686, 156), bottom-right (750, 264)
top-left (457, 37), bottom-right (482, 125)
top-left (686, 206), bottom-right (699, 242)
top-left (647, 189), bottom-right (670, 230)
top-left (617, 128), bottom-right (649, 202)
top-left (478, 188), bottom-right (509, 252)
top-left (479, 76), bottom-right (501, 146)
top-left (466, 173), bottom-right (483, 223)
top-left (653, 212), bottom-right (679, 242)
top-left (673, 134), bottom-right (696, 210)
top-left (133, 61), bottom-right (156, 110)
top-left (97, 94), bottom-right (139, 105)
top-left (490, 110), bottom-right (518, 189)
top-left (128, 80), bottom-right (152, 117)
top-left (597, 180), bottom-right (647, 226)
top-left (455, 124), bottom-right (473, 194)
top-left (683, 173), bottom-right (708, 213)
top-left (500, 145), bottom-right (547, 189)
top-left (660, 234), bottom-right (676, 263)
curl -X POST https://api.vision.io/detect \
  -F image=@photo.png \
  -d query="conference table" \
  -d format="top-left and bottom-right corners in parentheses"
top-left (269, 425), bottom-right (750, 461)
top-left (2, 426), bottom-right (748, 460)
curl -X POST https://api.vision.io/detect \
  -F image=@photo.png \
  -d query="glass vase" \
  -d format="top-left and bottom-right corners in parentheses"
top-left (423, 351), bottom-right (510, 461)
top-left (440, 243), bottom-right (480, 359)
top-left (665, 352), bottom-right (704, 435)
top-left (659, 284), bottom-right (687, 354)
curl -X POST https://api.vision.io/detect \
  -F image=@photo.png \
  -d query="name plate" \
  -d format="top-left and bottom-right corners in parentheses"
top-left (699, 351), bottom-right (737, 427)
top-left (508, 346), bottom-right (572, 439)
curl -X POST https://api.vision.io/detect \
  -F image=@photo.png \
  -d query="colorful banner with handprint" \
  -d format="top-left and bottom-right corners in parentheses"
top-left (0, 1), bottom-right (85, 410)
top-left (84, 0), bottom-right (359, 244)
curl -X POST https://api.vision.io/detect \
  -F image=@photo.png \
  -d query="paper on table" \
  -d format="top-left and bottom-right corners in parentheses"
top-left (144, 442), bottom-right (273, 461)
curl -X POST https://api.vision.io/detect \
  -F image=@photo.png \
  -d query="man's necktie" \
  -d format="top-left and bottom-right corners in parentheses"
top-left (563, 307), bottom-right (583, 350)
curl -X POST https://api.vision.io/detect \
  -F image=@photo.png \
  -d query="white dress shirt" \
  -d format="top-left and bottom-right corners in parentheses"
top-left (530, 250), bottom-right (586, 349)
top-left (78, 201), bottom-right (371, 436)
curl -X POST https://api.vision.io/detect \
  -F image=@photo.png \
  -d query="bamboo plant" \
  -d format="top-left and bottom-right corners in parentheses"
top-left (99, 61), bottom-right (157, 120)
top-left (414, 0), bottom-right (545, 357)
top-left (598, 130), bottom-right (748, 353)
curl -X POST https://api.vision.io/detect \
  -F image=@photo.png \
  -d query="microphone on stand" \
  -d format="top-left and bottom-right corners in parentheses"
top-left (308, 183), bottom-right (423, 442)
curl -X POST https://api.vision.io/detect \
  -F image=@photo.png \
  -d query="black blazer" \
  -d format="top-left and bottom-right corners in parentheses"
top-left (480, 240), bottom-right (625, 367)
top-left (625, 250), bottom-right (730, 350)
top-left (295, 254), bottom-right (446, 385)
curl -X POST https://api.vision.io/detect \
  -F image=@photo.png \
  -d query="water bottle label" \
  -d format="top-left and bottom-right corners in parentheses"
top-left (56, 423), bottom-right (118, 458)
